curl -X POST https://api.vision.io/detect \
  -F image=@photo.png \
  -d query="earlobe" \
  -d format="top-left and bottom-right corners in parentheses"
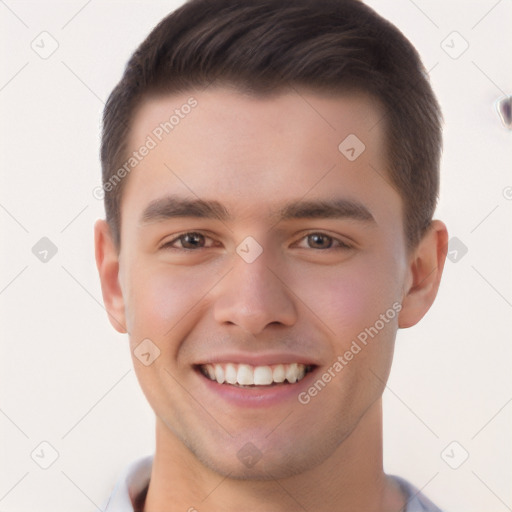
top-left (398, 220), bottom-right (449, 329)
top-left (94, 219), bottom-right (128, 333)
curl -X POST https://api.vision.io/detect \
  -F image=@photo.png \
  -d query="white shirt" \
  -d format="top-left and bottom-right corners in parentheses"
top-left (102, 455), bottom-right (444, 512)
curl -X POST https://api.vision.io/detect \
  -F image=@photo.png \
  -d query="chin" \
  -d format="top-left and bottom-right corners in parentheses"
top-left (180, 427), bottom-right (346, 481)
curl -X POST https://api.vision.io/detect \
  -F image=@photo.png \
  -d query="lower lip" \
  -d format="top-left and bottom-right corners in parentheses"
top-left (195, 368), bottom-right (318, 408)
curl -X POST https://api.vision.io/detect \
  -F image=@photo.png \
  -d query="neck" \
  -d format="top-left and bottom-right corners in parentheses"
top-left (143, 399), bottom-right (405, 512)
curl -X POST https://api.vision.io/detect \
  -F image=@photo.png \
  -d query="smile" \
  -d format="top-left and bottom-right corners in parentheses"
top-left (199, 363), bottom-right (314, 387)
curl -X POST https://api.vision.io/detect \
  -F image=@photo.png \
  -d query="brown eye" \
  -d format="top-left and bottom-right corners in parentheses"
top-left (306, 233), bottom-right (334, 249)
top-left (178, 232), bottom-right (206, 249)
top-left (161, 232), bottom-right (210, 250)
top-left (293, 232), bottom-right (352, 251)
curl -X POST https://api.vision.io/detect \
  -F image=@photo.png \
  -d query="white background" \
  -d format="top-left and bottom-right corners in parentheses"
top-left (0, 1), bottom-right (511, 511)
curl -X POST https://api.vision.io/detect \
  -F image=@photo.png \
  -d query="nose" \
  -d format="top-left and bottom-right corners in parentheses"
top-left (213, 253), bottom-right (298, 335)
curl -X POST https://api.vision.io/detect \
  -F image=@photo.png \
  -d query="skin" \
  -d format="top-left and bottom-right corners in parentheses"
top-left (95, 87), bottom-right (448, 511)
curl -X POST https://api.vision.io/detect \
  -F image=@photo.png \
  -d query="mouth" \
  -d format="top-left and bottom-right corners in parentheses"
top-left (198, 362), bottom-right (315, 388)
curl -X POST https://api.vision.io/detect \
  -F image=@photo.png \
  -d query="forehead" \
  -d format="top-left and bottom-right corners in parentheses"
top-left (122, 86), bottom-right (400, 227)
top-left (130, 86), bottom-right (385, 163)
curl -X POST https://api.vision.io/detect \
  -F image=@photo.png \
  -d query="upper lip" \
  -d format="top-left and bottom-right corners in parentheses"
top-left (195, 352), bottom-right (320, 367)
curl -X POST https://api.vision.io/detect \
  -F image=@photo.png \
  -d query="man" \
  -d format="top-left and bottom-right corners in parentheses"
top-left (95, 0), bottom-right (448, 510)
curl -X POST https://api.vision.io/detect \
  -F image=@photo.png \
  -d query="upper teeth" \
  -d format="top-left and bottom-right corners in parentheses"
top-left (201, 363), bottom-right (309, 386)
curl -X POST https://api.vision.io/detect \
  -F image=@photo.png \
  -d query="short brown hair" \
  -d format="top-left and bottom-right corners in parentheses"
top-left (101, 0), bottom-right (442, 249)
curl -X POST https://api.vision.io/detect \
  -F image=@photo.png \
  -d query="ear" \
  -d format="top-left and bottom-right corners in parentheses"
top-left (94, 219), bottom-right (127, 333)
top-left (398, 220), bottom-right (449, 329)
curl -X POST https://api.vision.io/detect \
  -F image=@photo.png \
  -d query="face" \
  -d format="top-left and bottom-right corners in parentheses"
top-left (107, 87), bottom-right (413, 478)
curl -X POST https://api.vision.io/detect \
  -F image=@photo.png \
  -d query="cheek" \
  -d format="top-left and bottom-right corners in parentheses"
top-left (124, 273), bottom-right (175, 341)
top-left (298, 255), bottom-right (403, 346)
top-left (301, 259), bottom-right (401, 405)
top-left (124, 262), bottom-right (220, 345)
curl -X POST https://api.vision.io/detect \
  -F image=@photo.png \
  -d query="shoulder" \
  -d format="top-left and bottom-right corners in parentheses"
top-left (390, 475), bottom-right (445, 512)
top-left (101, 455), bottom-right (153, 512)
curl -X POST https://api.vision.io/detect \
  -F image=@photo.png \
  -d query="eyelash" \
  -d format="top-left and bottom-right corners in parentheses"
top-left (159, 231), bottom-right (353, 252)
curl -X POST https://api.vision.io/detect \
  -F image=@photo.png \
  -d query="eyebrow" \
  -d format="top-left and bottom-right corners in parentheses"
top-left (141, 196), bottom-right (230, 223)
top-left (279, 199), bottom-right (374, 223)
top-left (140, 195), bottom-right (375, 224)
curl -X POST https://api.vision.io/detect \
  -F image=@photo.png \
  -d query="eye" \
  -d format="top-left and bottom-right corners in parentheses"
top-left (295, 232), bottom-right (352, 250)
top-left (161, 232), bottom-right (215, 250)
